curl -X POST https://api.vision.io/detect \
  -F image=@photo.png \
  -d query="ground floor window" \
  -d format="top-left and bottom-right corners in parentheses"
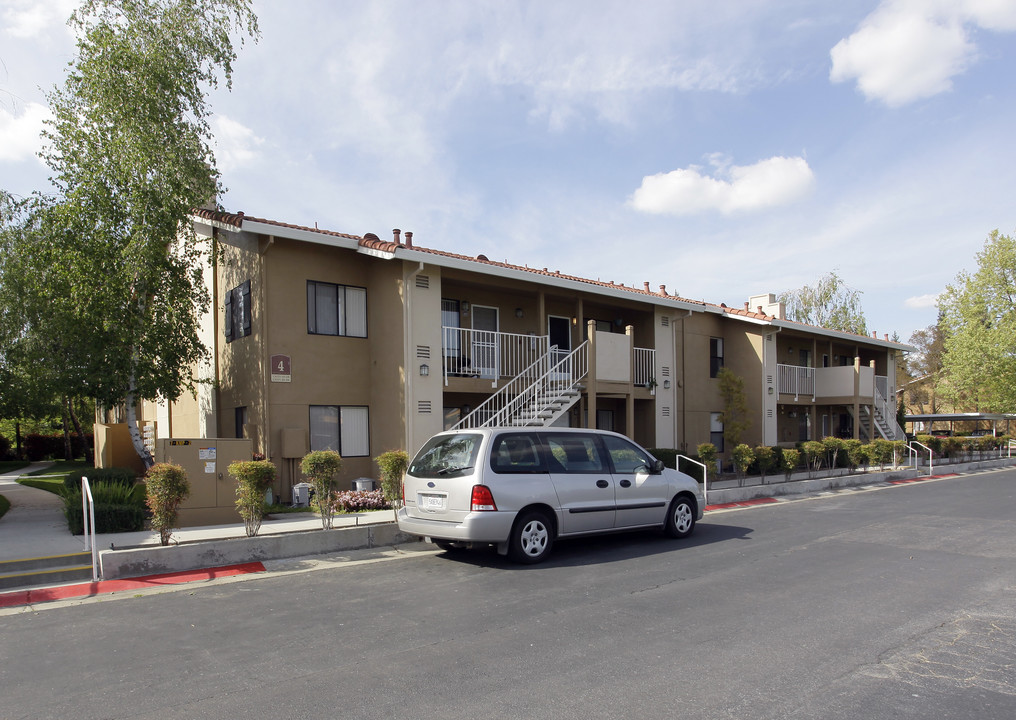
top-left (235, 406), bottom-right (248, 439)
top-left (710, 412), bottom-right (724, 452)
top-left (309, 405), bottom-right (369, 456)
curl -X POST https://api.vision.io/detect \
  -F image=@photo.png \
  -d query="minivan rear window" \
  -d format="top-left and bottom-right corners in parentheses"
top-left (409, 433), bottom-right (483, 479)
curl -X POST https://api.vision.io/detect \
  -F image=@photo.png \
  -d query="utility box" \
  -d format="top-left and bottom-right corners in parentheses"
top-left (155, 438), bottom-right (253, 527)
top-left (292, 482), bottom-right (313, 507)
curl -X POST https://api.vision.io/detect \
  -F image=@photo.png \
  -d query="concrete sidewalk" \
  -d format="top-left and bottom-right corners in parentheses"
top-left (0, 464), bottom-right (401, 564)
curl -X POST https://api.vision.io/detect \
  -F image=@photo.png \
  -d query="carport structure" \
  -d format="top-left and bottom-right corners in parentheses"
top-left (905, 412), bottom-right (1016, 437)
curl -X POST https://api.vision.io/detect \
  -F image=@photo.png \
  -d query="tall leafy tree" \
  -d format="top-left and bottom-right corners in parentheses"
top-left (904, 316), bottom-right (948, 414)
top-left (35, 0), bottom-right (258, 466)
top-left (779, 271), bottom-right (868, 335)
top-left (939, 230), bottom-right (1016, 412)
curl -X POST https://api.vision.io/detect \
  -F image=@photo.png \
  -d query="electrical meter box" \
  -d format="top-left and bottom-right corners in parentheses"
top-left (155, 438), bottom-right (254, 527)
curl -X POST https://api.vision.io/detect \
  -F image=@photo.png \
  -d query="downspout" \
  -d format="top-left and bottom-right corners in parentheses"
top-left (404, 262), bottom-right (425, 454)
top-left (259, 235), bottom-right (275, 461)
top-left (766, 326), bottom-right (782, 447)
top-left (676, 308), bottom-right (692, 451)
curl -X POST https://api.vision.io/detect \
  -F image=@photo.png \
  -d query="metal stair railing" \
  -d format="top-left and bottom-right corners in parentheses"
top-left (453, 342), bottom-right (588, 430)
top-left (872, 384), bottom-right (905, 440)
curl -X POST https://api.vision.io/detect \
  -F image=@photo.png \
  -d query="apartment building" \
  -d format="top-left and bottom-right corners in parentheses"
top-left (149, 208), bottom-right (909, 497)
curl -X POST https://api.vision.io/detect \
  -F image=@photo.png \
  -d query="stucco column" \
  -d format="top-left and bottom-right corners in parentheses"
top-left (625, 325), bottom-right (635, 438)
top-left (586, 319), bottom-right (597, 429)
top-left (853, 356), bottom-right (861, 440)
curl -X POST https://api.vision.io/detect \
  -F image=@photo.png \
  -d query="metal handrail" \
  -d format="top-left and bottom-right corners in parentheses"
top-left (633, 347), bottom-right (656, 387)
top-left (81, 477), bottom-right (99, 582)
top-left (873, 384), bottom-right (906, 440)
top-left (453, 342), bottom-right (588, 429)
top-left (777, 364), bottom-right (815, 398)
top-left (909, 441), bottom-right (933, 476)
top-left (678, 455), bottom-right (708, 507)
top-left (441, 327), bottom-right (550, 386)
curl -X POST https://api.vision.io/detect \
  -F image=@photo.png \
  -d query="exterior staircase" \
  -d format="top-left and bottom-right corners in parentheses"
top-left (0, 552), bottom-right (94, 591)
top-left (454, 342), bottom-right (589, 430)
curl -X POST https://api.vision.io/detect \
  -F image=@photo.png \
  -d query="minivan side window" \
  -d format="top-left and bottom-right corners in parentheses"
top-left (600, 434), bottom-right (653, 474)
top-left (490, 433), bottom-right (546, 474)
top-left (544, 434), bottom-right (607, 473)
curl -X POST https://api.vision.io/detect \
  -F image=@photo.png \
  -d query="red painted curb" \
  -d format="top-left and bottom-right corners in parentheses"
top-left (888, 473), bottom-right (958, 485)
top-left (0, 562), bottom-right (267, 609)
top-left (706, 497), bottom-right (779, 512)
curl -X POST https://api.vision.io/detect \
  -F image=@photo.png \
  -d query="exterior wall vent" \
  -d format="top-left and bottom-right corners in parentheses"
top-left (416, 345), bottom-right (431, 359)
top-left (661, 406), bottom-right (670, 417)
top-left (417, 400), bottom-right (432, 414)
top-left (661, 366), bottom-right (670, 377)
top-left (415, 275), bottom-right (430, 289)
top-left (661, 316), bottom-right (670, 327)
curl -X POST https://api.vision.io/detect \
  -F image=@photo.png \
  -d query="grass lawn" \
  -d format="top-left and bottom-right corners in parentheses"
top-left (27, 459), bottom-right (90, 477)
top-left (0, 494), bottom-right (10, 520)
top-left (0, 461), bottom-right (30, 474)
top-left (17, 476), bottom-right (65, 495)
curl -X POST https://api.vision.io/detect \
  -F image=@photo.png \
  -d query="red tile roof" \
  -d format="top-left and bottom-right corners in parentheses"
top-left (192, 208), bottom-right (906, 342)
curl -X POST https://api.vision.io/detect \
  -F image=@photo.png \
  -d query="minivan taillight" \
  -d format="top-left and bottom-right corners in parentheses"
top-left (470, 485), bottom-right (497, 512)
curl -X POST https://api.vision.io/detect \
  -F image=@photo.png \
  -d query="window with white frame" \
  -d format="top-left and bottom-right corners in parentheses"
top-left (307, 281), bottom-right (367, 337)
top-left (710, 337), bottom-right (724, 378)
top-left (309, 405), bottom-right (369, 456)
top-left (710, 412), bottom-right (724, 453)
top-left (224, 280), bottom-right (251, 342)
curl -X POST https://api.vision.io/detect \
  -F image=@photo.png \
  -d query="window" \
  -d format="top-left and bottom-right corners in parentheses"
top-left (601, 434), bottom-right (653, 474)
top-left (235, 406), bottom-right (248, 439)
top-left (224, 280), bottom-right (251, 342)
top-left (309, 405), bottom-right (369, 456)
top-left (710, 337), bottom-right (724, 378)
top-left (710, 412), bottom-right (725, 453)
top-left (544, 433), bottom-right (607, 473)
top-left (307, 281), bottom-right (367, 337)
top-left (490, 433), bottom-right (546, 473)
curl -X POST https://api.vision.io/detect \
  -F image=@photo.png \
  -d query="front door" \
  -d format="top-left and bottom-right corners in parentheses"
top-left (472, 305), bottom-right (499, 379)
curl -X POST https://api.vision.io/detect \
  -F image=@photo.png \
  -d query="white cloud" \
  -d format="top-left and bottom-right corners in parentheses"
top-left (0, 101), bottom-right (51, 162)
top-left (905, 293), bottom-right (941, 309)
top-left (0, 0), bottom-right (75, 39)
top-left (211, 115), bottom-right (264, 171)
top-left (629, 155), bottom-right (815, 215)
top-left (830, 0), bottom-right (1016, 107)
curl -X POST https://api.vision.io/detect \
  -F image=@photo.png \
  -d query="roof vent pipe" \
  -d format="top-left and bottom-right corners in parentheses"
top-left (744, 302), bottom-right (750, 310)
top-left (644, 282), bottom-right (651, 291)
top-left (659, 284), bottom-right (667, 295)
top-left (405, 231), bottom-right (413, 248)
top-left (393, 228), bottom-right (401, 244)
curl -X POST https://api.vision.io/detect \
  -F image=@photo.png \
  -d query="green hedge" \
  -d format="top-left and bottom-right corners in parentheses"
top-left (64, 466), bottom-right (137, 491)
top-left (61, 481), bottom-right (148, 535)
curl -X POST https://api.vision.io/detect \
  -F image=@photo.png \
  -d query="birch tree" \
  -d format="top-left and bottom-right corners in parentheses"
top-left (36, 0), bottom-right (258, 466)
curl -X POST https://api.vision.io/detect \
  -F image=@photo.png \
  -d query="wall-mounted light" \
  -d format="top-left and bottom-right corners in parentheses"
top-left (461, 301), bottom-right (470, 313)
top-left (572, 316), bottom-right (578, 325)
top-left (768, 387), bottom-right (774, 395)
top-left (614, 317), bottom-right (624, 327)
top-left (663, 380), bottom-right (671, 390)
top-left (515, 308), bottom-right (524, 318)
top-left (419, 363), bottom-right (429, 377)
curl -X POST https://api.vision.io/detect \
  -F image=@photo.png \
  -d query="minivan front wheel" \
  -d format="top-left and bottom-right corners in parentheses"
top-left (665, 496), bottom-right (696, 538)
top-left (509, 510), bottom-right (554, 563)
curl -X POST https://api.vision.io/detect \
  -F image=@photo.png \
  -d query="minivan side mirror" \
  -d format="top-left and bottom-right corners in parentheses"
top-left (651, 459), bottom-right (666, 474)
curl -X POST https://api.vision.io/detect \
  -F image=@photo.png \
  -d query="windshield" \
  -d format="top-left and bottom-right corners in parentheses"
top-left (409, 433), bottom-right (483, 479)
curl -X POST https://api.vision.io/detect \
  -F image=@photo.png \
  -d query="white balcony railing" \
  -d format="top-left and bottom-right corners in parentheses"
top-left (633, 347), bottom-right (656, 387)
top-left (442, 327), bottom-right (550, 385)
top-left (777, 364), bottom-right (815, 398)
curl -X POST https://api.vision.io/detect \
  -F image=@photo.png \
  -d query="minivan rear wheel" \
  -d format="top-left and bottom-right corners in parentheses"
top-left (665, 496), bottom-right (696, 538)
top-left (508, 510), bottom-right (553, 563)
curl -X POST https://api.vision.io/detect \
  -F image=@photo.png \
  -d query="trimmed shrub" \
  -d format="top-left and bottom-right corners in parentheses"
top-left (145, 463), bottom-right (190, 546)
top-left (301, 450), bottom-right (343, 530)
top-left (732, 444), bottom-right (754, 484)
top-left (822, 437), bottom-right (845, 470)
top-left (801, 441), bottom-right (825, 473)
top-left (24, 433), bottom-right (92, 461)
top-left (754, 445), bottom-right (776, 484)
top-left (375, 449), bottom-right (410, 521)
top-left (844, 439), bottom-right (865, 471)
top-left (780, 448), bottom-right (801, 479)
top-left (229, 460), bottom-right (277, 537)
top-left (62, 481), bottom-right (147, 535)
top-left (696, 443), bottom-right (718, 473)
top-left (0, 435), bottom-right (11, 461)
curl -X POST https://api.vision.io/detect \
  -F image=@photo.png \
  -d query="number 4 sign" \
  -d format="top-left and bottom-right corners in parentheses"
top-left (270, 354), bottom-right (292, 383)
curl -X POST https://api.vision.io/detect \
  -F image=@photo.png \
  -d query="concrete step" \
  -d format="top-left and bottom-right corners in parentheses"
top-left (0, 552), bottom-right (94, 591)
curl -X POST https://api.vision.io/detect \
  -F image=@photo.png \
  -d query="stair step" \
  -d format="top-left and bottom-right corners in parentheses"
top-left (0, 551), bottom-right (92, 575)
top-left (0, 564), bottom-right (95, 591)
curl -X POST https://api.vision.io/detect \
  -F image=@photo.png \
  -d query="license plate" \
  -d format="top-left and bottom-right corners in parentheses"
top-left (420, 494), bottom-right (445, 510)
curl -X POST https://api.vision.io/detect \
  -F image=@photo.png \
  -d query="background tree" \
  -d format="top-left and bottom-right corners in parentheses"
top-left (779, 271), bottom-right (868, 335)
top-left (904, 316), bottom-right (948, 414)
top-left (24, 0), bottom-right (259, 467)
top-left (939, 230), bottom-right (1016, 412)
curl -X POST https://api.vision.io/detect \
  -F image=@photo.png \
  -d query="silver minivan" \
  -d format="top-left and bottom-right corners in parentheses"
top-left (397, 427), bottom-right (703, 563)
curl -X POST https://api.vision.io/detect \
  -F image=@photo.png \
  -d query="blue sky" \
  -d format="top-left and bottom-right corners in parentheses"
top-left (2, 0), bottom-right (1015, 343)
